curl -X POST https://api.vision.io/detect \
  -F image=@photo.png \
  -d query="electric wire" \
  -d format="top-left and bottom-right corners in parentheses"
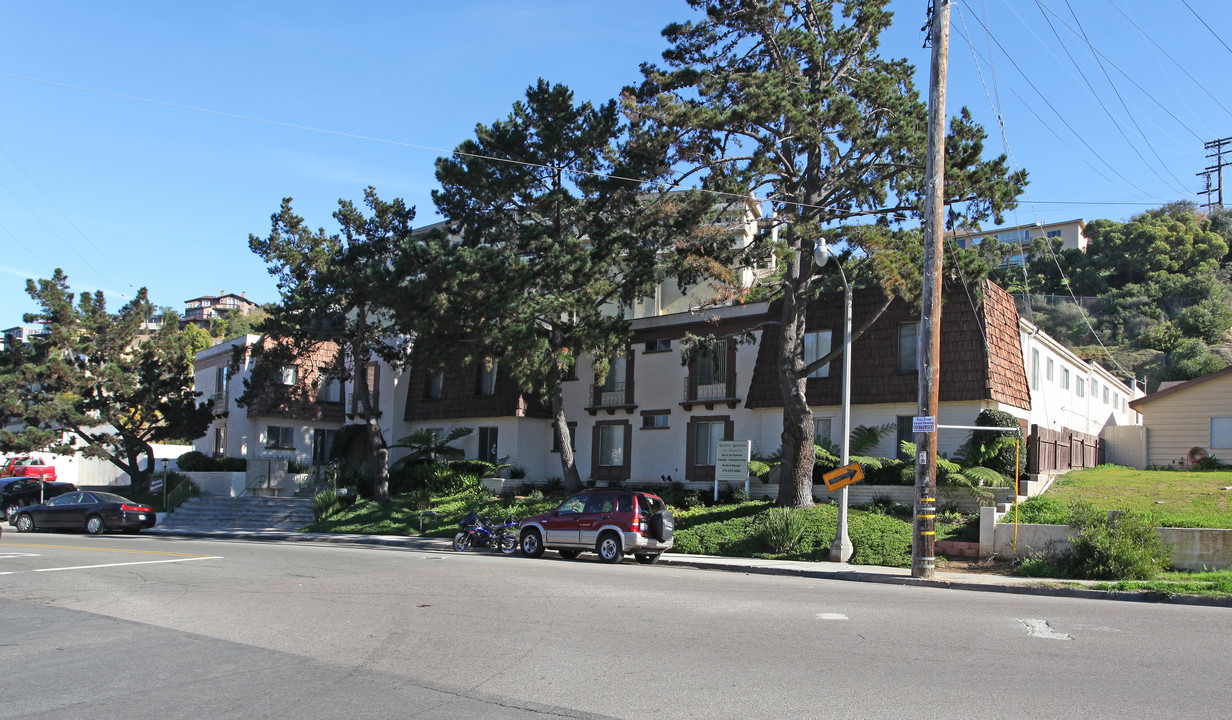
top-left (0, 142), bottom-right (133, 293)
top-left (0, 223), bottom-right (55, 275)
top-left (955, 1), bottom-right (1135, 386)
top-left (955, 3), bottom-right (1156, 200)
top-left (1032, 0), bottom-right (1187, 195)
top-left (1061, 0), bottom-right (1192, 192)
top-left (1180, 0), bottom-right (1232, 58)
top-left (1106, 0), bottom-right (1232, 122)
top-left (0, 175), bottom-right (119, 295)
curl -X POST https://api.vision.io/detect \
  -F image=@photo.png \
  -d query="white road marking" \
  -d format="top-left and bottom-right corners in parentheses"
top-left (1017, 618), bottom-right (1072, 640)
top-left (31, 556), bottom-right (222, 573)
top-left (0, 553), bottom-right (41, 559)
top-left (816, 613), bottom-right (849, 620)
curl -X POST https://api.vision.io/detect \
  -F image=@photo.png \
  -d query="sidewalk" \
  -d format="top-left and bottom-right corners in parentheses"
top-left (144, 525), bottom-right (1232, 608)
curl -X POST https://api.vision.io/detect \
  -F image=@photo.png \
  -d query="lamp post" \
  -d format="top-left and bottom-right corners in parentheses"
top-left (814, 241), bottom-right (853, 562)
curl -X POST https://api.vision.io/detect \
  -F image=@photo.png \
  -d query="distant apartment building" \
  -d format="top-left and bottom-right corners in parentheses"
top-left (951, 218), bottom-right (1088, 266)
top-left (1, 325), bottom-right (44, 351)
top-left (183, 291), bottom-right (258, 329)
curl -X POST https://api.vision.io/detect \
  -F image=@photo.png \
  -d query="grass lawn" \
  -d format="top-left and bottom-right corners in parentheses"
top-left (1022, 465), bottom-right (1232, 528)
top-left (302, 487), bottom-right (977, 569)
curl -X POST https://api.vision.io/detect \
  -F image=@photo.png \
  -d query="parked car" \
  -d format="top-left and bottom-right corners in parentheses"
top-left (0, 456), bottom-right (57, 481)
top-left (10, 491), bottom-right (156, 534)
top-left (517, 489), bottom-right (674, 564)
top-left (1, 478), bottom-right (77, 519)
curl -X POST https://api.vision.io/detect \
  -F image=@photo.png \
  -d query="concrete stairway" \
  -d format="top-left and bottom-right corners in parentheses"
top-left (158, 494), bottom-right (315, 530)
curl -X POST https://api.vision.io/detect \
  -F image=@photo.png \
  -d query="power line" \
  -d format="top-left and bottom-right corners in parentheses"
top-left (1180, 0), bottom-right (1232, 58)
top-left (1106, 0), bottom-right (1232, 122)
top-left (0, 142), bottom-right (133, 293)
top-left (0, 175), bottom-right (117, 291)
top-left (1061, 0), bottom-right (1191, 193)
top-left (956, 2), bottom-right (1157, 199)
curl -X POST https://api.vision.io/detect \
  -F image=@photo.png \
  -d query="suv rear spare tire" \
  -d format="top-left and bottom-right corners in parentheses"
top-left (651, 510), bottom-right (675, 542)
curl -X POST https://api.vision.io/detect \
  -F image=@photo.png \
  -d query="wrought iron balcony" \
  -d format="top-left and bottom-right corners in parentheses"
top-left (586, 380), bottom-right (635, 414)
top-left (682, 373), bottom-right (739, 408)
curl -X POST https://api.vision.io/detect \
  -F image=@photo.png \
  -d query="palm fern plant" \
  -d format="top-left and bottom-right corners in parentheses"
top-left (900, 441), bottom-right (1010, 504)
top-left (389, 427), bottom-right (473, 469)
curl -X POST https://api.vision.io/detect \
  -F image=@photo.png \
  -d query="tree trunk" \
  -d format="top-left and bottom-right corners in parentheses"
top-left (351, 333), bottom-right (390, 504)
top-left (774, 281), bottom-right (816, 508)
top-left (552, 385), bottom-right (582, 494)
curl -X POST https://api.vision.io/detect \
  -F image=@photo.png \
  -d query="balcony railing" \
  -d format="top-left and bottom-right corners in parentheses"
top-left (587, 381), bottom-right (635, 411)
top-left (683, 373), bottom-right (738, 406)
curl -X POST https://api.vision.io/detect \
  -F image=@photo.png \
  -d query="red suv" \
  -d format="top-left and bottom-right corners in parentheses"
top-left (518, 489), bottom-right (674, 564)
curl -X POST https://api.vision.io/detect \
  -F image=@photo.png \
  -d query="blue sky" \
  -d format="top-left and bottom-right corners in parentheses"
top-left (2, 1), bottom-right (1230, 324)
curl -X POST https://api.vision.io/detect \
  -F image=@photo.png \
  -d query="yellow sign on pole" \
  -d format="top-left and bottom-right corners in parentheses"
top-left (822, 462), bottom-right (864, 492)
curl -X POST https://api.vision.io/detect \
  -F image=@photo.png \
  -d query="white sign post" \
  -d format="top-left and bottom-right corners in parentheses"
top-left (714, 440), bottom-right (752, 501)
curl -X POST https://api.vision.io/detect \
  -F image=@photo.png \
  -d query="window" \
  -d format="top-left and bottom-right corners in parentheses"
top-left (1091, 379), bottom-right (1099, 397)
top-left (599, 425), bottom-right (625, 467)
top-left (561, 360), bottom-right (578, 381)
top-left (1046, 357), bottom-right (1054, 382)
top-left (644, 338), bottom-right (671, 353)
top-left (425, 372), bottom-right (444, 400)
top-left (1046, 229), bottom-right (1062, 238)
top-left (1103, 386), bottom-right (1109, 404)
top-left (693, 420), bottom-right (726, 466)
top-left (642, 413), bottom-right (669, 429)
top-left (697, 341), bottom-right (728, 387)
top-left (266, 425), bottom-right (294, 449)
top-left (551, 423), bottom-right (576, 452)
top-left (478, 361), bottom-right (498, 396)
top-left (278, 365), bottom-right (298, 385)
top-left (215, 366), bottom-right (228, 396)
top-left (318, 374), bottom-right (342, 403)
top-left (212, 426), bottom-right (226, 458)
top-left (803, 330), bottom-right (832, 379)
top-left (814, 416), bottom-right (833, 448)
top-left (895, 415), bottom-right (914, 461)
top-left (897, 322), bottom-right (919, 373)
top-left (1062, 368), bottom-right (1070, 390)
top-left (312, 429), bottom-right (338, 464)
top-left (1076, 378), bottom-right (1085, 397)
top-left (1211, 418), bottom-right (1232, 449)
top-left (1031, 349), bottom-right (1040, 390)
top-left (478, 427), bottom-right (499, 462)
top-left (350, 363), bottom-right (380, 413)
top-left (601, 356), bottom-right (627, 393)
top-left (1114, 394), bottom-right (1120, 410)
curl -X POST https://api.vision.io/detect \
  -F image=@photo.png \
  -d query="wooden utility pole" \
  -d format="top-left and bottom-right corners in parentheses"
top-left (913, 0), bottom-right (950, 580)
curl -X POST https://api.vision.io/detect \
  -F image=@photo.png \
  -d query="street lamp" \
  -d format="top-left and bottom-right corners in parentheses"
top-left (814, 241), bottom-right (853, 563)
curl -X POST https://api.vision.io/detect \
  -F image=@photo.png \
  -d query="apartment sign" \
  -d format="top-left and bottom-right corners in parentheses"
top-left (715, 441), bottom-right (752, 483)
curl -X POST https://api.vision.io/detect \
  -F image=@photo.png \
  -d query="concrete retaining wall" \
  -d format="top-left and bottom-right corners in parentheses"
top-left (978, 508), bottom-right (1232, 571)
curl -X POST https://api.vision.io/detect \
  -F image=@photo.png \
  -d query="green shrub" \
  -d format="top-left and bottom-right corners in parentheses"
top-left (542, 477), bottom-right (563, 494)
top-left (1194, 455), bottom-right (1225, 471)
top-left (507, 464), bottom-right (528, 479)
top-left (176, 451), bottom-right (247, 472)
top-left (1063, 501), bottom-right (1172, 580)
top-left (718, 485), bottom-right (750, 504)
top-left (1004, 495), bottom-right (1070, 525)
top-left (176, 451), bottom-right (211, 471)
top-left (1016, 555), bottom-right (1067, 578)
top-left (758, 507), bottom-right (809, 553)
top-left (863, 458), bottom-right (908, 485)
top-left (287, 460), bottom-right (311, 474)
top-left (313, 488), bottom-right (341, 521)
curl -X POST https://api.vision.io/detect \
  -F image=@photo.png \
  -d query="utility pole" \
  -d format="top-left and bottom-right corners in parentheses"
top-left (913, 0), bottom-right (949, 580)
top-left (1197, 136), bottom-right (1231, 212)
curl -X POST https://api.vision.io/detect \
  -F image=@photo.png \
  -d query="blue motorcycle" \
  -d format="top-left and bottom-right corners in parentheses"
top-left (453, 512), bottom-right (519, 554)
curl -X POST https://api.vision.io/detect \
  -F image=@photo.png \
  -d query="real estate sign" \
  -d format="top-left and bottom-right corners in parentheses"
top-left (714, 440), bottom-right (752, 501)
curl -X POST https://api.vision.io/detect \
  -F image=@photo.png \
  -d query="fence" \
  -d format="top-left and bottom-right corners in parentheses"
top-left (1027, 424), bottom-right (1103, 474)
top-left (1102, 425), bottom-right (1147, 469)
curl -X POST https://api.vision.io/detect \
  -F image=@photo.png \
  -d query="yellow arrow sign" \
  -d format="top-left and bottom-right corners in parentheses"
top-left (822, 462), bottom-right (865, 492)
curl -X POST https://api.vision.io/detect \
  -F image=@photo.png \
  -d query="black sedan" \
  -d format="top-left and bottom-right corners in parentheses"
top-left (10, 491), bottom-right (156, 535)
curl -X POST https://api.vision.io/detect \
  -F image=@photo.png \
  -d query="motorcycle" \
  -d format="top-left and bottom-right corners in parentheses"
top-left (453, 511), bottom-right (519, 554)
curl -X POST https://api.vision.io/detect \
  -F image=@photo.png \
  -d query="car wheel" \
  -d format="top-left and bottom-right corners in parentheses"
top-left (453, 532), bottom-right (471, 551)
top-left (635, 553), bottom-right (661, 565)
top-left (3, 503), bottom-right (19, 520)
top-left (557, 549), bottom-right (580, 559)
top-left (520, 528), bottom-right (545, 558)
top-left (14, 514), bottom-right (34, 533)
top-left (596, 532), bottom-right (623, 564)
top-left (85, 515), bottom-right (105, 535)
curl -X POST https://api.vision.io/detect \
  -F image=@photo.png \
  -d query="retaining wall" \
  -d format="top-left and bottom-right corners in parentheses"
top-left (978, 507), bottom-right (1232, 571)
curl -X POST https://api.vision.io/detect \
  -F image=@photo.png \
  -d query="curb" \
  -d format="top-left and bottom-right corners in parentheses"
top-left (146, 527), bottom-right (1232, 608)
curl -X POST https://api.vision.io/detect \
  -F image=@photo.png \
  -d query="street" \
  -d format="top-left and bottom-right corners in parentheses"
top-left (1, 533), bottom-right (1228, 719)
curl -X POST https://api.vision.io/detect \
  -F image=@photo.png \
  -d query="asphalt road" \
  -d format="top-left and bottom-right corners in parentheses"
top-left (1, 532), bottom-right (1228, 719)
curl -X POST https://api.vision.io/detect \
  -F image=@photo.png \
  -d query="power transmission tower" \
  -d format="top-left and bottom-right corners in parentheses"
top-left (1197, 136), bottom-right (1231, 211)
